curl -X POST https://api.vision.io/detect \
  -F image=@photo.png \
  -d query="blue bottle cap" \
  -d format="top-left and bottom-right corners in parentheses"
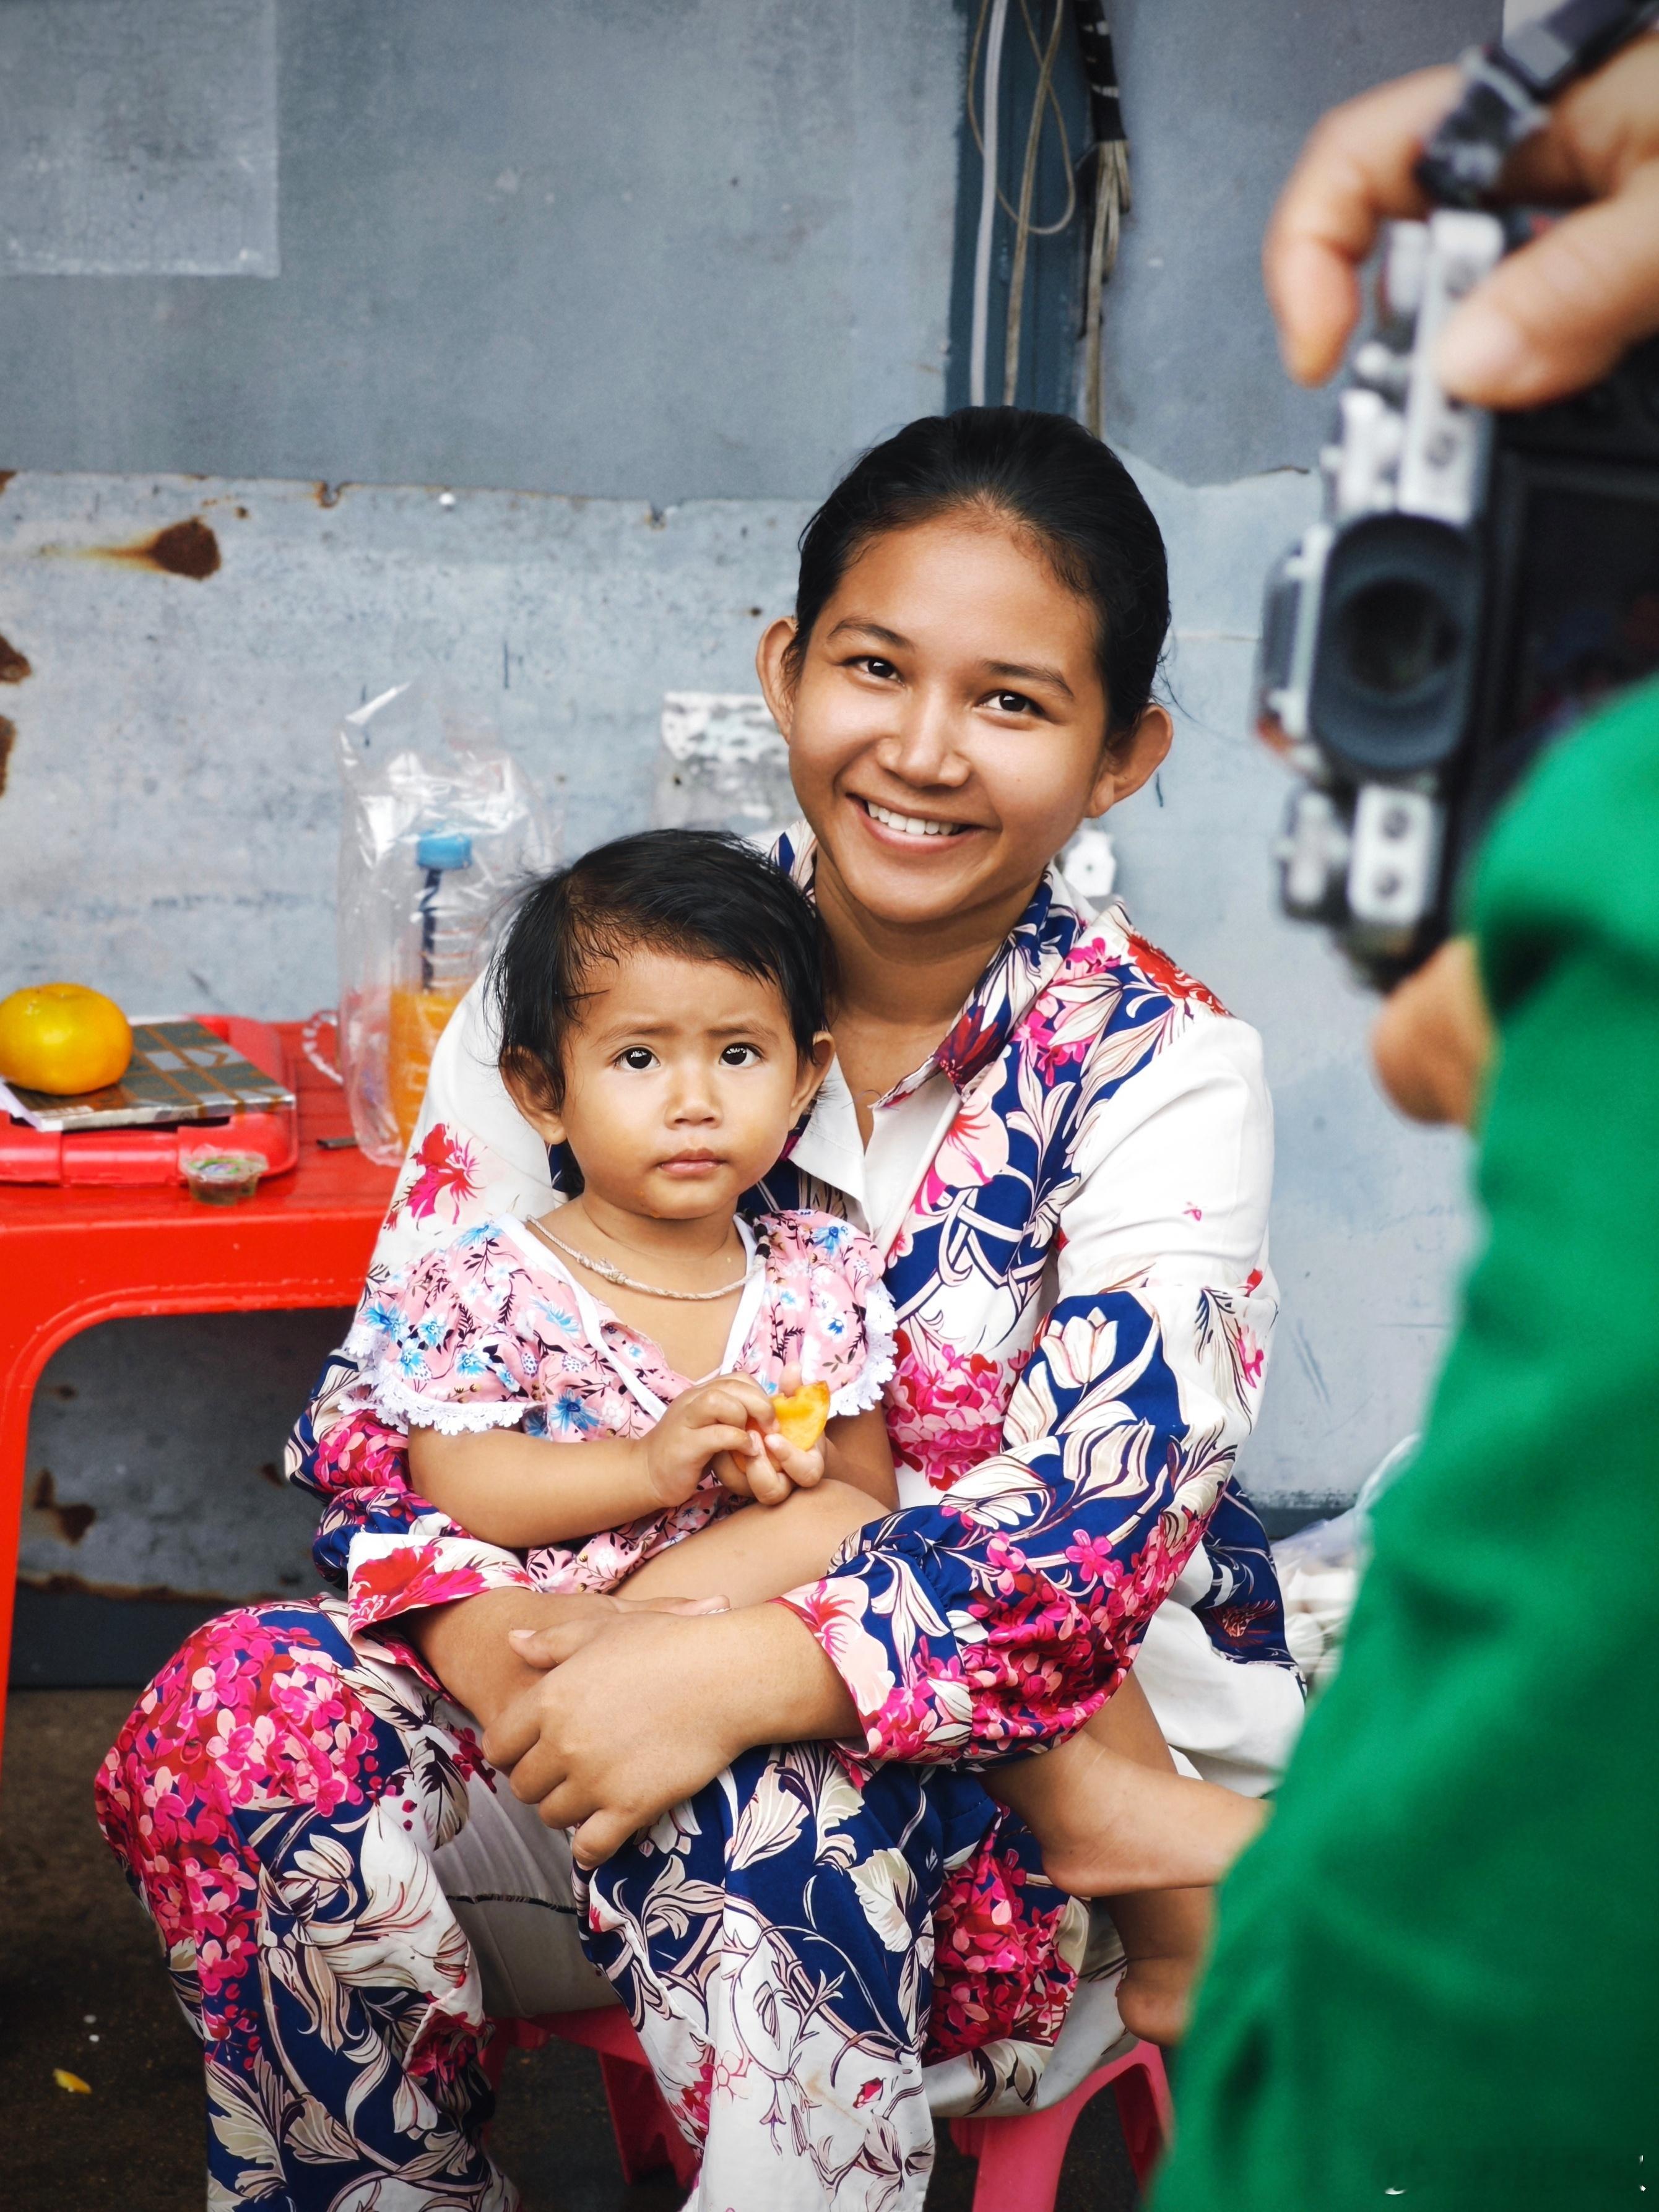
top-left (417, 829), bottom-right (474, 871)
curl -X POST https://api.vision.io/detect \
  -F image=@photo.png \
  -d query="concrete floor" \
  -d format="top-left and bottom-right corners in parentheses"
top-left (1, 1689), bottom-right (1141, 2210)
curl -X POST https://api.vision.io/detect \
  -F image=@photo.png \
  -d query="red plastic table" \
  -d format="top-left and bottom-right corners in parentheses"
top-left (0, 1022), bottom-right (396, 1769)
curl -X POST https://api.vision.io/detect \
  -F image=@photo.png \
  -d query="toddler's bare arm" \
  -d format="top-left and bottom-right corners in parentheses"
top-left (622, 1477), bottom-right (889, 1612)
top-left (408, 1372), bottom-right (776, 1549)
top-left (819, 1404), bottom-right (900, 1507)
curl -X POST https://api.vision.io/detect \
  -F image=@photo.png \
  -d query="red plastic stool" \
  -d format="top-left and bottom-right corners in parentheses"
top-left (948, 2037), bottom-right (1172, 2211)
top-left (485, 2007), bottom-right (700, 2193)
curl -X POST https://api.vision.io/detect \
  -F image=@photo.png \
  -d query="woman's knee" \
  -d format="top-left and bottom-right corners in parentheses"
top-left (97, 1599), bottom-right (383, 1906)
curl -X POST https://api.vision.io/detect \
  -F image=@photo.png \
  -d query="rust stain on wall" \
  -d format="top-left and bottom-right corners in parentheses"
top-left (27, 1469), bottom-right (97, 1546)
top-left (86, 515), bottom-right (222, 580)
top-left (0, 633), bottom-right (33, 683)
top-left (0, 716), bottom-right (14, 798)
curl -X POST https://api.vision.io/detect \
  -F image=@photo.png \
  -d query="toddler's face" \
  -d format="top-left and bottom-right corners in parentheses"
top-left (522, 948), bottom-right (830, 1220)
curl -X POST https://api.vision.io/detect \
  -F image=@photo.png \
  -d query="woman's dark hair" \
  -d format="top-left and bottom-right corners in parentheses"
top-left (492, 828), bottom-right (829, 1121)
top-left (787, 407), bottom-right (1169, 742)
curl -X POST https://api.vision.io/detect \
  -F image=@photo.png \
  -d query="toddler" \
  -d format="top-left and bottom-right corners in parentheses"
top-left (350, 829), bottom-right (1262, 2042)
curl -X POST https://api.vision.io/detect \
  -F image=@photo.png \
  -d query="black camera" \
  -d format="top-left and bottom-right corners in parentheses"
top-left (1257, 15), bottom-right (1659, 987)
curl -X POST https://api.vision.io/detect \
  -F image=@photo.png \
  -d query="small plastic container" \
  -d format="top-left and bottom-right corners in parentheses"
top-left (181, 1147), bottom-right (267, 1205)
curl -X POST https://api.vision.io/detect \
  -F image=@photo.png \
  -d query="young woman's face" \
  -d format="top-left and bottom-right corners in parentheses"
top-left (758, 514), bottom-right (1170, 940)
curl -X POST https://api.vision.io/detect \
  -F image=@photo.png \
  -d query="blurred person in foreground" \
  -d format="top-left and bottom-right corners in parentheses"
top-left (1153, 38), bottom-right (1659, 2212)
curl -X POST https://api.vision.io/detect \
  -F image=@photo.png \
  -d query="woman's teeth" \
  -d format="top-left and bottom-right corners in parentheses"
top-left (864, 800), bottom-right (966, 839)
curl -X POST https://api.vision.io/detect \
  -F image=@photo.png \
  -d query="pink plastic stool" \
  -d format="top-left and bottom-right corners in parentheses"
top-left (485, 2007), bottom-right (700, 2193)
top-left (487, 2008), bottom-right (1169, 2211)
top-left (948, 2037), bottom-right (1172, 2210)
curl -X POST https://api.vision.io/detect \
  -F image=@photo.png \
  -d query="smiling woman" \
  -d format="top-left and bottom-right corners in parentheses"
top-left (98, 409), bottom-right (1302, 2212)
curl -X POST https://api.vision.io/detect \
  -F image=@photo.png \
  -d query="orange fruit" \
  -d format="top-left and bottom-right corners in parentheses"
top-left (771, 1380), bottom-right (831, 1450)
top-left (0, 982), bottom-right (132, 1095)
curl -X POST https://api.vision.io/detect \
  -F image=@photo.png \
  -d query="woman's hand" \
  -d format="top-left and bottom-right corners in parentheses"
top-left (487, 1598), bottom-right (859, 1866)
top-left (412, 1584), bottom-right (726, 1733)
top-left (1263, 38), bottom-right (1659, 407)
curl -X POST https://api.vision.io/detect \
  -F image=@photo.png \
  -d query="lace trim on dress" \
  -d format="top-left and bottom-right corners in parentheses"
top-left (828, 1277), bottom-right (899, 1417)
top-left (365, 1370), bottom-right (531, 1437)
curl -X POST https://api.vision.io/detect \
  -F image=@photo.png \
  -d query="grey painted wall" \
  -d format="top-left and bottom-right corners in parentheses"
top-left (1086, 0), bottom-right (1500, 478)
top-left (939, 0), bottom-right (1499, 468)
top-left (2, 1), bottom-right (1490, 1671)
top-left (0, 0), bottom-right (960, 500)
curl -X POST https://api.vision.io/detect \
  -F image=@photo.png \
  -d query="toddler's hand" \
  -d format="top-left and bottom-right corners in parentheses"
top-left (644, 1373), bottom-right (778, 1508)
top-left (708, 1363), bottom-right (826, 1504)
top-left (758, 1434), bottom-right (826, 1490)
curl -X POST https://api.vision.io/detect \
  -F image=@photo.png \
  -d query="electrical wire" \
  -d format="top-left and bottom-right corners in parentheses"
top-left (968, 0), bottom-right (1122, 415)
top-left (966, 0), bottom-right (1076, 235)
top-left (969, 0), bottom-right (1011, 405)
top-left (1071, 2), bottom-right (1130, 435)
top-left (1003, 0), bottom-right (1070, 404)
top-left (1080, 138), bottom-right (1129, 434)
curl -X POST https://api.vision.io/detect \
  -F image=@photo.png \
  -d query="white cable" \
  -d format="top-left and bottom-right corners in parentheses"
top-left (969, 0), bottom-right (1011, 407)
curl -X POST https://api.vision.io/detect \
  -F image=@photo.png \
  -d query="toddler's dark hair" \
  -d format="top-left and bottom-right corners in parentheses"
top-left (787, 407), bottom-right (1169, 744)
top-left (493, 828), bottom-right (829, 1118)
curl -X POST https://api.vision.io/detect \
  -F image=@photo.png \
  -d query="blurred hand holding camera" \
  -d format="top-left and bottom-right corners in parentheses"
top-left (1265, 38), bottom-right (1659, 408)
top-left (1369, 935), bottom-right (1494, 1128)
top-left (1260, 27), bottom-right (1659, 1123)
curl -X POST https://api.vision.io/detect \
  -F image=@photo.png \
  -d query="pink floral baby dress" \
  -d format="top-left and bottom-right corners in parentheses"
top-left (344, 1208), bottom-right (896, 1594)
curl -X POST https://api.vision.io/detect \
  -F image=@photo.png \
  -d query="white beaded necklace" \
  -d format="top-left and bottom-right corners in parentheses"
top-left (528, 1217), bottom-right (748, 1302)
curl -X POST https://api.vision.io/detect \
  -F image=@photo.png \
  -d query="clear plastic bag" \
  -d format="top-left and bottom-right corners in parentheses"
top-left (1272, 1435), bottom-right (1418, 1696)
top-left (336, 683), bottom-right (555, 1165)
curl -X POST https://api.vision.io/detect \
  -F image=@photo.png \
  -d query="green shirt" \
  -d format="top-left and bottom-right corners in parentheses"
top-left (1155, 678), bottom-right (1659, 2212)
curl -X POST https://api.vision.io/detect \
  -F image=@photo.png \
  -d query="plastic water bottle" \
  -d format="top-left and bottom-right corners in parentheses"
top-left (388, 829), bottom-right (486, 1146)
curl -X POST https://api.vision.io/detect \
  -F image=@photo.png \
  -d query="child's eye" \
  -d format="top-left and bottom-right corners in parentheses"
top-left (987, 689), bottom-right (1041, 717)
top-left (616, 1047), bottom-right (657, 1072)
top-left (719, 1043), bottom-right (762, 1067)
top-left (852, 655), bottom-right (901, 681)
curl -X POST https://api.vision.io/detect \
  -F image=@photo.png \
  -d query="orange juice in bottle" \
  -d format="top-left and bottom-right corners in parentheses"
top-left (388, 829), bottom-right (483, 1147)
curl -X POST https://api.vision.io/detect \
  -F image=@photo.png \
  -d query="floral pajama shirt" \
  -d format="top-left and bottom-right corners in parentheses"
top-left (98, 835), bottom-right (1303, 2210)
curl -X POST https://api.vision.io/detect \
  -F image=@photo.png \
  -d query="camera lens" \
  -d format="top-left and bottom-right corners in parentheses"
top-left (1309, 513), bottom-right (1480, 774)
top-left (1336, 579), bottom-right (1459, 701)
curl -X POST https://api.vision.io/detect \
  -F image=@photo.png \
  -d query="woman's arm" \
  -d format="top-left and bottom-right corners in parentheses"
top-left (486, 1599), bottom-right (858, 1864)
top-left (771, 1008), bottom-right (1283, 1770)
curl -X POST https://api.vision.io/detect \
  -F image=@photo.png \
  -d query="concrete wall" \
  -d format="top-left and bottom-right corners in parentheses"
top-left (3, 0), bottom-right (1494, 1678)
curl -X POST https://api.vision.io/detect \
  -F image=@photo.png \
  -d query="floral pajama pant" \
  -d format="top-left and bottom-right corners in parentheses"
top-left (96, 1597), bottom-right (1082, 2211)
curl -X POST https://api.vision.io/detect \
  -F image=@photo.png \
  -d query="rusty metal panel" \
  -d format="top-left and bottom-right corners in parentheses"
top-left (0, 471), bottom-right (808, 1017)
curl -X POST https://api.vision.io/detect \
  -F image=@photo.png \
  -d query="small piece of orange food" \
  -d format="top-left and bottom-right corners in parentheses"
top-left (0, 983), bottom-right (132, 1096)
top-left (770, 1380), bottom-right (831, 1451)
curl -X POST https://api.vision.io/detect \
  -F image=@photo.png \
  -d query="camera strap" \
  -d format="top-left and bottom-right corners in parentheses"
top-left (1416, 0), bottom-right (1659, 206)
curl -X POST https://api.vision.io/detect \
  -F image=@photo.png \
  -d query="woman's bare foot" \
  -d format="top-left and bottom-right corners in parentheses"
top-left (1117, 1945), bottom-right (1201, 2047)
top-left (1002, 1730), bottom-right (1267, 1897)
top-left (1111, 1885), bottom-right (1213, 2048)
